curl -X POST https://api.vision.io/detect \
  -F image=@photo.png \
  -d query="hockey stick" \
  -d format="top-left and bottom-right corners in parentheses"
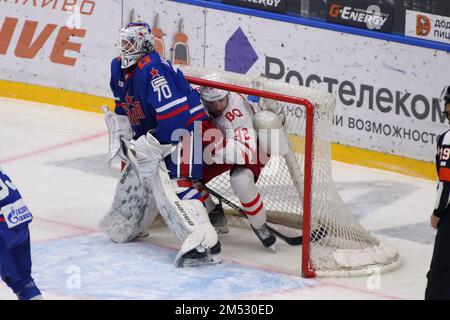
top-left (200, 184), bottom-right (327, 246)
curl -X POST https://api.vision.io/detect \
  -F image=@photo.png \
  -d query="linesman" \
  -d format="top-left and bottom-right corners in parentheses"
top-left (426, 86), bottom-right (450, 300)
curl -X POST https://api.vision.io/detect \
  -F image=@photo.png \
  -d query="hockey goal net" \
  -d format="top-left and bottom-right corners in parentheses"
top-left (181, 66), bottom-right (401, 278)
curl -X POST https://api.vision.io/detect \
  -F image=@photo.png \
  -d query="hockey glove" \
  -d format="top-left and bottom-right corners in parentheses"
top-left (103, 106), bottom-right (134, 164)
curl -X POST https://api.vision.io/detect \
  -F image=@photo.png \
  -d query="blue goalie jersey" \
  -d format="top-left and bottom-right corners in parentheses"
top-left (109, 51), bottom-right (208, 179)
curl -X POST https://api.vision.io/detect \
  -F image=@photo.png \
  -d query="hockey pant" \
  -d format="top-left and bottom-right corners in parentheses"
top-left (426, 213), bottom-right (450, 300)
top-left (0, 222), bottom-right (41, 299)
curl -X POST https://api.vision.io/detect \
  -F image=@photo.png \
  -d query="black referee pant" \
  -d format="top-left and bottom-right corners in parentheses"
top-left (426, 213), bottom-right (450, 300)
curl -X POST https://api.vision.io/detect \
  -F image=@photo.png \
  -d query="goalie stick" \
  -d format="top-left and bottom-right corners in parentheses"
top-left (199, 183), bottom-right (326, 246)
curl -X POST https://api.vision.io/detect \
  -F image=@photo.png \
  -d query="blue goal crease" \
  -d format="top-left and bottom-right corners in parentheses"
top-left (30, 234), bottom-right (317, 300)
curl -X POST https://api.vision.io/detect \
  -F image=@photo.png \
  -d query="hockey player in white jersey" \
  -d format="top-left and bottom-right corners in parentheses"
top-left (198, 75), bottom-right (278, 249)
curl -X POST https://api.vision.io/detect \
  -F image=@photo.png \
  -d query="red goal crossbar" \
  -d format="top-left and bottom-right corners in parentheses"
top-left (186, 76), bottom-right (316, 278)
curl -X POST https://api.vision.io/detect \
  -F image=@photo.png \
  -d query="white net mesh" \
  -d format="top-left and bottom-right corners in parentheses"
top-left (180, 66), bottom-right (400, 277)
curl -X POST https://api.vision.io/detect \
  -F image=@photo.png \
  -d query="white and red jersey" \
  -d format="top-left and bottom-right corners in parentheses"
top-left (208, 92), bottom-right (257, 165)
top-left (201, 94), bottom-right (267, 226)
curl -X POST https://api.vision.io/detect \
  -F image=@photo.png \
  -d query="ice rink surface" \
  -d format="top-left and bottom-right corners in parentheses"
top-left (0, 97), bottom-right (437, 300)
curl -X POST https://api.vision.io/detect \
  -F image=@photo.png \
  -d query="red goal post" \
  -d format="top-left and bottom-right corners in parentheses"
top-left (186, 75), bottom-right (316, 277)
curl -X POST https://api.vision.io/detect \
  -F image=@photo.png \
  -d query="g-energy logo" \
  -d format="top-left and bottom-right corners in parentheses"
top-left (329, 4), bottom-right (389, 30)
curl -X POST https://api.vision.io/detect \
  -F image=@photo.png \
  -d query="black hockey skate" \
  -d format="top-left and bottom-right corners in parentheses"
top-left (178, 241), bottom-right (222, 267)
top-left (251, 223), bottom-right (276, 251)
top-left (208, 203), bottom-right (229, 234)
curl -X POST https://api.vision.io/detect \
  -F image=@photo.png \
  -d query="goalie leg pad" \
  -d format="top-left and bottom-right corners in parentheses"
top-left (142, 166), bottom-right (220, 267)
top-left (98, 161), bottom-right (158, 243)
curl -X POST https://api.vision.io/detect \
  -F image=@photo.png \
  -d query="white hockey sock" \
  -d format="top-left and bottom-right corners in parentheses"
top-left (230, 167), bottom-right (266, 229)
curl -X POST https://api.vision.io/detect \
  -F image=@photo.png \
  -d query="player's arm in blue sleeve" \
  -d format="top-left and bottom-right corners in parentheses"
top-left (434, 131), bottom-right (450, 218)
top-left (110, 58), bottom-right (126, 116)
top-left (147, 65), bottom-right (197, 144)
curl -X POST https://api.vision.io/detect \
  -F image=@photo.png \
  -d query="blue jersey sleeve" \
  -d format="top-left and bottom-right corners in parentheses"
top-left (0, 166), bottom-right (33, 228)
top-left (0, 167), bottom-right (22, 209)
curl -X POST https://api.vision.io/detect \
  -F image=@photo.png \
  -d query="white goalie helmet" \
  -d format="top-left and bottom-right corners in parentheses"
top-left (119, 22), bottom-right (153, 69)
top-left (199, 74), bottom-right (229, 102)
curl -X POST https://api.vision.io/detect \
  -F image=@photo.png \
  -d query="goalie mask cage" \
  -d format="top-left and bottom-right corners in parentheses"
top-left (181, 66), bottom-right (401, 278)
